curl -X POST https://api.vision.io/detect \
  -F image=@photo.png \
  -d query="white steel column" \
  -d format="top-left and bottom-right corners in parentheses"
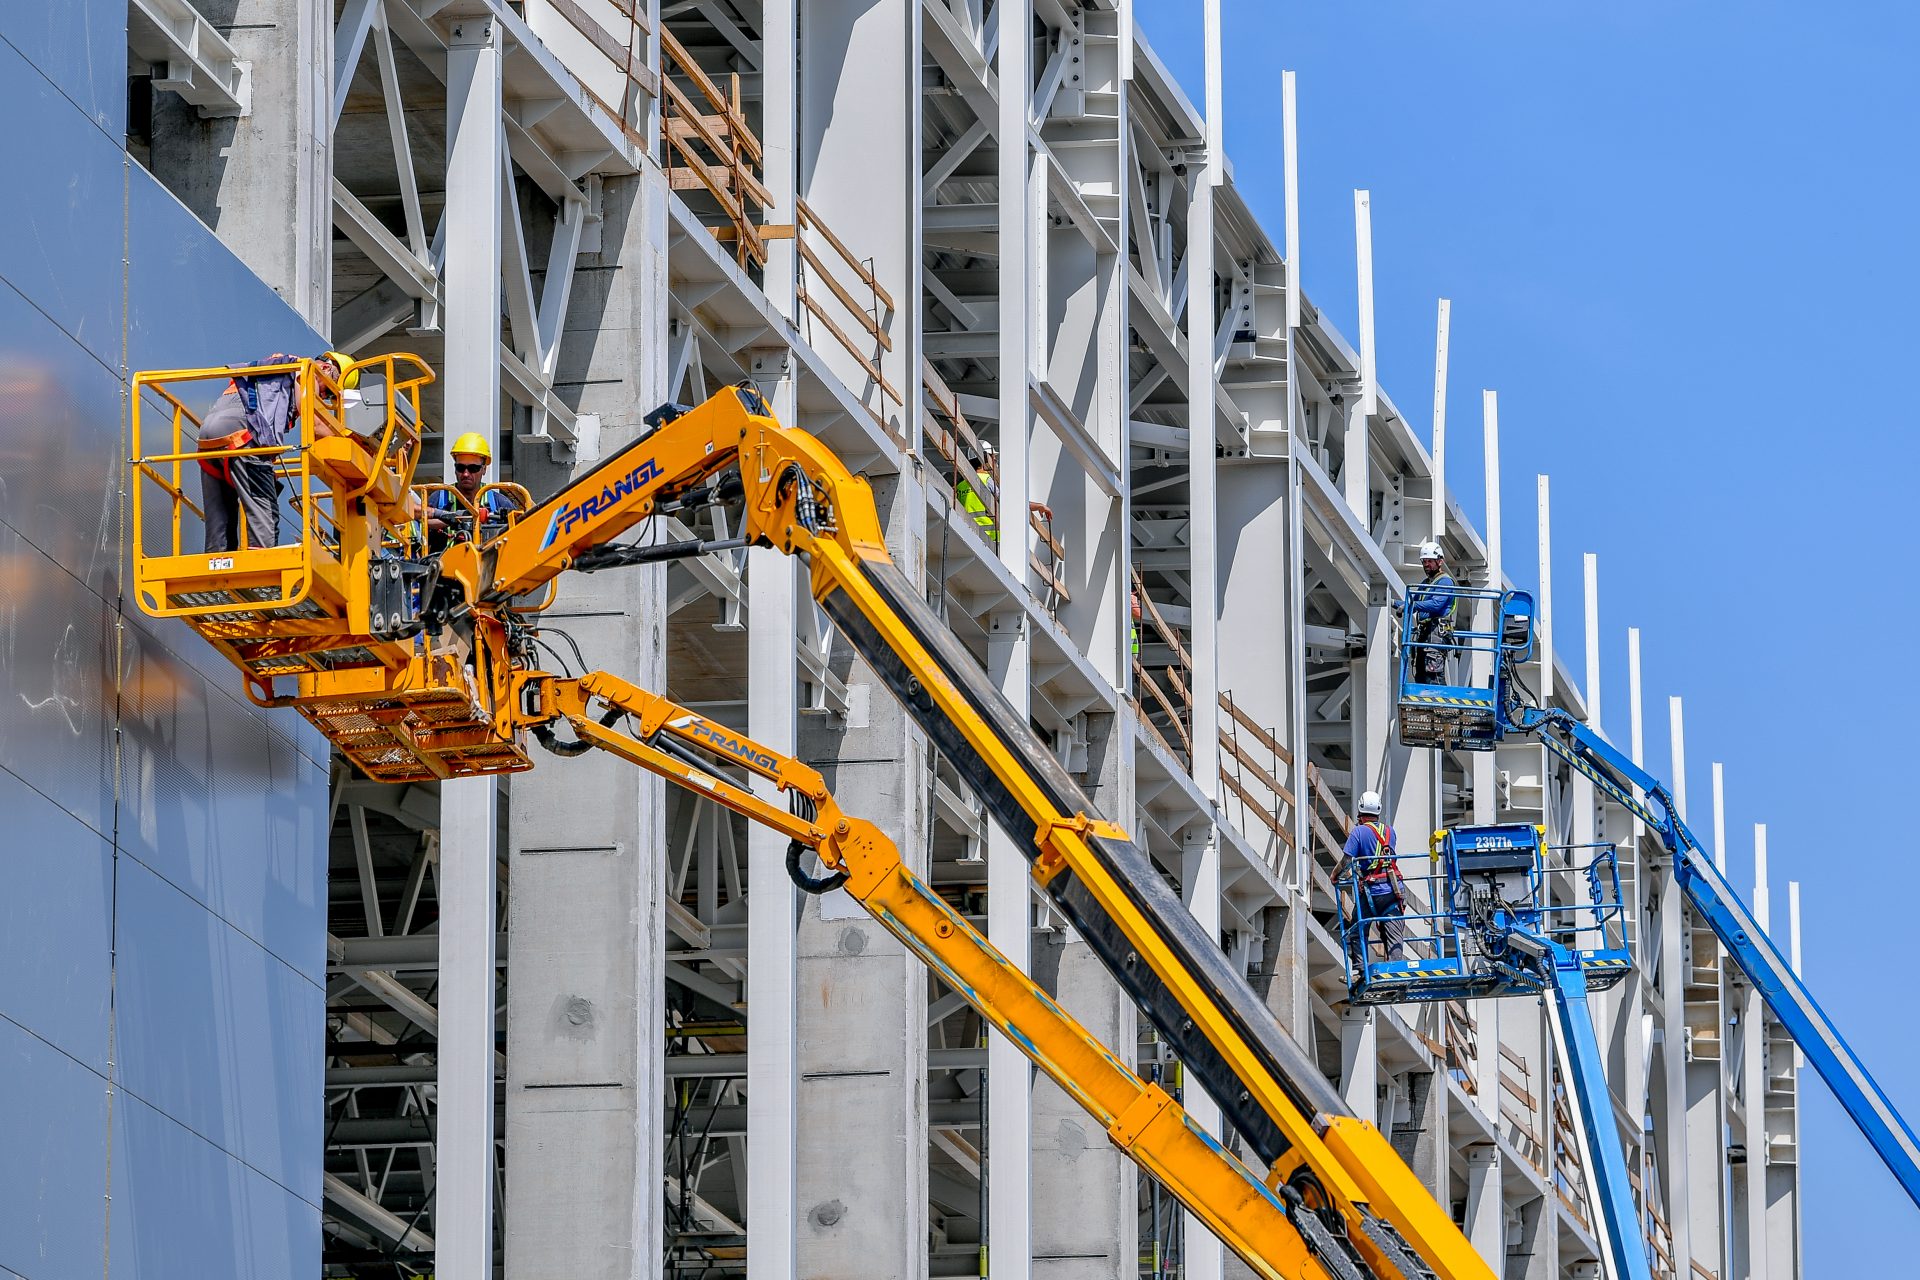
top-left (1431, 299), bottom-right (1450, 540)
top-left (1470, 391), bottom-right (1502, 1118)
top-left (1182, 9), bottom-right (1224, 1263)
top-left (1671, 693), bottom-right (1722, 1274)
top-left (747, 547), bottom-right (800, 1279)
top-left (1536, 477), bottom-right (1552, 704)
top-left (1282, 69), bottom-right (1309, 888)
top-left (1583, 555), bottom-right (1600, 722)
top-left (437, 17), bottom-right (503, 1280)
top-left (1347, 190), bottom-right (1375, 512)
top-left (1743, 825), bottom-right (1772, 1274)
top-left (989, 4), bottom-right (1035, 1275)
top-left (750, 2), bottom-right (801, 1273)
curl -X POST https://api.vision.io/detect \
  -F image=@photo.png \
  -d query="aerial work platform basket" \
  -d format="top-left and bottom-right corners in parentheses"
top-left (1395, 584), bottom-right (1535, 751)
top-left (1340, 823), bottom-right (1633, 1007)
top-left (130, 354), bottom-right (533, 782)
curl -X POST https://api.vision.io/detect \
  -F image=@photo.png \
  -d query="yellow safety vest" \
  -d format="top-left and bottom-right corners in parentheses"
top-left (956, 478), bottom-right (997, 545)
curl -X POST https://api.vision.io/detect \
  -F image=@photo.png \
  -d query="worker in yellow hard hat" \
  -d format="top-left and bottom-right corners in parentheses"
top-left (425, 432), bottom-right (521, 551)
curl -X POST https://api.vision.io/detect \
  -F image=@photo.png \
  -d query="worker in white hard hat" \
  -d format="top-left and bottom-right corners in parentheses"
top-left (1406, 539), bottom-right (1456, 685)
top-left (1336, 790), bottom-right (1407, 964)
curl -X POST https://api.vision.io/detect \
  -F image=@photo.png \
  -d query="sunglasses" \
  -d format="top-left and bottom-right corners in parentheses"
top-left (453, 463), bottom-right (486, 474)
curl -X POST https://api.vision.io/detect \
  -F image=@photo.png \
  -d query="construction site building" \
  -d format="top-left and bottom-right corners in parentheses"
top-left (0, 2), bottom-right (1802, 1277)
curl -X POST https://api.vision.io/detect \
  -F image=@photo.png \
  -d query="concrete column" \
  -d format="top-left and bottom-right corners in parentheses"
top-left (436, 17), bottom-right (502, 1280)
top-left (1033, 626), bottom-right (1135, 1280)
top-left (1393, 1070), bottom-right (1448, 1212)
top-left (1339, 1009), bottom-right (1378, 1123)
top-left (503, 169), bottom-right (669, 1280)
top-left (1179, 826), bottom-right (1225, 1279)
top-left (796, 469), bottom-right (931, 1279)
top-left (148, 0), bottom-right (332, 328)
top-left (1463, 1145), bottom-right (1504, 1261)
top-left (1511, 1193), bottom-right (1554, 1280)
top-left (1030, 932), bottom-right (1138, 1280)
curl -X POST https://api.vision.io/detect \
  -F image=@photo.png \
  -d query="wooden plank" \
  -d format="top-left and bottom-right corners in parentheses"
top-left (1219, 731), bottom-right (1296, 811)
top-left (921, 355), bottom-right (976, 447)
top-left (1130, 684), bottom-right (1182, 762)
top-left (545, 0), bottom-right (630, 66)
top-left (1132, 658), bottom-right (1192, 754)
top-left (1499, 1041), bottom-right (1528, 1073)
top-left (1218, 769), bottom-right (1287, 843)
top-left (796, 196), bottom-right (897, 312)
top-left (1028, 507), bottom-right (1067, 562)
top-left (1129, 566), bottom-right (1192, 668)
top-left (1499, 1069), bottom-right (1535, 1111)
top-left (1219, 690), bottom-right (1293, 767)
top-left (1309, 809), bottom-right (1345, 864)
top-left (797, 238), bottom-right (892, 351)
top-left (1309, 765), bottom-right (1349, 836)
top-left (660, 27), bottom-right (764, 164)
top-left (796, 288), bottom-right (903, 406)
top-left (1028, 551), bottom-right (1071, 606)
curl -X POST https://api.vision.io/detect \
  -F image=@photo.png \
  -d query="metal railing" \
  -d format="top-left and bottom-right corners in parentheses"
top-left (1399, 581), bottom-right (1526, 691)
top-left (1130, 568), bottom-right (1193, 765)
top-left (660, 24), bottom-right (770, 266)
top-left (1217, 689), bottom-right (1297, 878)
top-left (130, 355), bottom-right (429, 618)
top-left (1335, 841), bottom-right (1631, 987)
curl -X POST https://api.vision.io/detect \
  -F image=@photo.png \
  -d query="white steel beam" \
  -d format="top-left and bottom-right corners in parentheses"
top-left (749, 1), bottom-right (800, 1274)
top-left (130, 0), bottom-right (251, 117)
top-left (1282, 71), bottom-right (1300, 331)
top-left (436, 16), bottom-right (504, 1280)
top-left (1583, 553), bottom-right (1600, 725)
top-left (1185, 10), bottom-right (1225, 1274)
top-left (1537, 475), bottom-right (1552, 703)
top-left (989, 2), bottom-right (1035, 1274)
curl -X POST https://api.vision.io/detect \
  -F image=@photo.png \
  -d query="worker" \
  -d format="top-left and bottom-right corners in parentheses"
top-left (956, 440), bottom-right (999, 545)
top-left (1406, 539), bottom-right (1455, 685)
top-left (196, 352), bottom-right (344, 552)
top-left (1336, 790), bottom-right (1406, 964)
top-left (426, 432), bottom-right (523, 552)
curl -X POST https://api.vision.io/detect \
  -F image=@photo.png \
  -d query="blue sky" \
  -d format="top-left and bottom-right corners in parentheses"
top-left (1139, 1), bottom-right (1920, 1261)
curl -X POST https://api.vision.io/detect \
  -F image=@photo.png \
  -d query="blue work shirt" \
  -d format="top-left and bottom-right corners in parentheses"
top-left (1343, 821), bottom-right (1397, 875)
top-left (1409, 572), bottom-right (1454, 618)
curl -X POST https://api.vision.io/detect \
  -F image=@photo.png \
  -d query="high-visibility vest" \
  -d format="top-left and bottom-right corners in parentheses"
top-left (956, 478), bottom-right (997, 545)
top-left (1358, 821), bottom-right (1398, 882)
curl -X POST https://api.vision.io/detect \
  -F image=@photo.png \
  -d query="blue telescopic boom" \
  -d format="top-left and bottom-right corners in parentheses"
top-left (1516, 704), bottom-right (1920, 1210)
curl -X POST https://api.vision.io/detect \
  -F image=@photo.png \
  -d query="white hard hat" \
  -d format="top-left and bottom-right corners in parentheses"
top-left (1357, 790), bottom-right (1383, 818)
top-left (1416, 540), bottom-right (1444, 561)
top-left (980, 439), bottom-right (996, 456)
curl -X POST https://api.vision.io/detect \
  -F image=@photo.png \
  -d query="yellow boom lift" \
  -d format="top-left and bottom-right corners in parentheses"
top-left (132, 359), bottom-right (1495, 1280)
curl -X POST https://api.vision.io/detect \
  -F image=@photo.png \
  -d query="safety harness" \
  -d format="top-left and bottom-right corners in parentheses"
top-left (1358, 820), bottom-right (1400, 897)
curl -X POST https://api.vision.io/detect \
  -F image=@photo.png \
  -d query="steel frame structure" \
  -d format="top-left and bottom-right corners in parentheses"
top-left (132, 1), bottom-right (1804, 1277)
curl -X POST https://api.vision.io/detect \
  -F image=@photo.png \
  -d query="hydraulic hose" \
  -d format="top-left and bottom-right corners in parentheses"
top-left (786, 840), bottom-right (849, 894)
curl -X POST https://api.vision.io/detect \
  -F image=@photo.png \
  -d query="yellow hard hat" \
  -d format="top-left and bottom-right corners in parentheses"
top-left (448, 432), bottom-right (493, 463)
top-left (318, 350), bottom-right (360, 390)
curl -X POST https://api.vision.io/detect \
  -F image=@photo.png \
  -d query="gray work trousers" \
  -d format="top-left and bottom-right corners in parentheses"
top-left (199, 397), bottom-right (281, 552)
top-left (1359, 885), bottom-right (1407, 962)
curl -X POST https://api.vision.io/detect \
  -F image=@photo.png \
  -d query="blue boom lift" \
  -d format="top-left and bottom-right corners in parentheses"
top-left (1351, 579), bottom-right (1920, 1279)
